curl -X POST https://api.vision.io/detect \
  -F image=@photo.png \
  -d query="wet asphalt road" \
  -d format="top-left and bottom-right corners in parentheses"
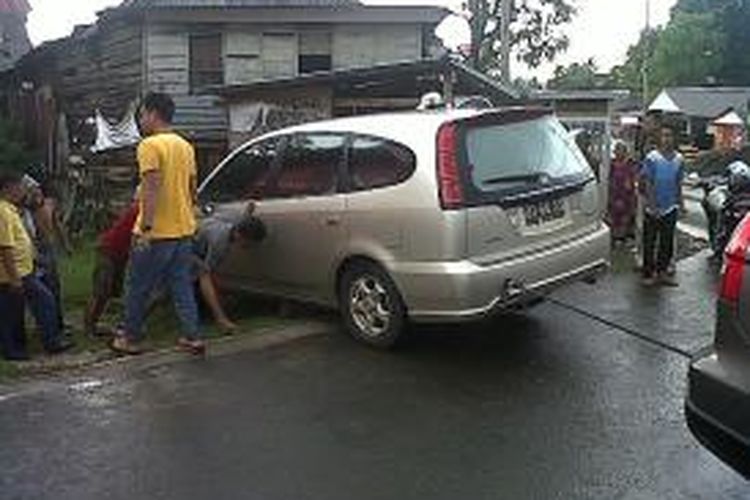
top-left (681, 187), bottom-right (709, 240)
top-left (1, 254), bottom-right (748, 499)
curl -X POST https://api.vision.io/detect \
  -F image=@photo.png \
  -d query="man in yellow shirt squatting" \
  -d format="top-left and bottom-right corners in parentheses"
top-left (111, 93), bottom-right (204, 356)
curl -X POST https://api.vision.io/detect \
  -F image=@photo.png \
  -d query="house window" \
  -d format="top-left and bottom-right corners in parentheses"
top-left (298, 32), bottom-right (332, 75)
top-left (299, 55), bottom-right (332, 74)
top-left (190, 32), bottom-right (223, 93)
top-left (262, 33), bottom-right (297, 79)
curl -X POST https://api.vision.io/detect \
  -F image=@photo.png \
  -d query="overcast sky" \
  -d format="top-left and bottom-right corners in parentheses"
top-left (26, 0), bottom-right (677, 80)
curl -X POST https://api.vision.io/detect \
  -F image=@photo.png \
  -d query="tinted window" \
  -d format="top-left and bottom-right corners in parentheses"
top-left (269, 133), bottom-right (345, 199)
top-left (465, 116), bottom-right (591, 194)
top-left (202, 137), bottom-right (281, 203)
top-left (348, 135), bottom-right (416, 191)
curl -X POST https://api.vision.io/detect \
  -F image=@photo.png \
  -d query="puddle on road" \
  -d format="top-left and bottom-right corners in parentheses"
top-left (69, 380), bottom-right (105, 392)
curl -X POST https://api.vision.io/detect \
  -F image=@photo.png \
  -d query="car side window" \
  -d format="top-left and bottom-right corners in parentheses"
top-left (268, 133), bottom-right (345, 199)
top-left (348, 135), bottom-right (416, 191)
top-left (202, 137), bottom-right (282, 203)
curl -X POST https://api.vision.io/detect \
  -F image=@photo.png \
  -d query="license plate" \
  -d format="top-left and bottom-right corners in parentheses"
top-left (523, 198), bottom-right (567, 227)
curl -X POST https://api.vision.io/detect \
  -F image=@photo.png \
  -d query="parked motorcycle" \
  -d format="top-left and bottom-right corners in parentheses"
top-left (701, 161), bottom-right (750, 255)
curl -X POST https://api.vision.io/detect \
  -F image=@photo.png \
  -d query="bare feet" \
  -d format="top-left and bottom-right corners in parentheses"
top-left (217, 318), bottom-right (239, 335)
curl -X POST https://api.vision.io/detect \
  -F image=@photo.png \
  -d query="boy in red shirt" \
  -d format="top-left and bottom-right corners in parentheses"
top-left (84, 204), bottom-right (138, 337)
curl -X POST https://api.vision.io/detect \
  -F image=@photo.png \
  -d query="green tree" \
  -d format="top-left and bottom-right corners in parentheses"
top-left (464, 0), bottom-right (576, 73)
top-left (611, 11), bottom-right (724, 99)
top-left (648, 12), bottom-right (725, 92)
top-left (512, 76), bottom-right (543, 97)
top-left (673, 0), bottom-right (736, 15)
top-left (0, 118), bottom-right (32, 172)
top-left (610, 27), bottom-right (662, 95)
top-left (674, 0), bottom-right (750, 85)
top-left (547, 58), bottom-right (602, 90)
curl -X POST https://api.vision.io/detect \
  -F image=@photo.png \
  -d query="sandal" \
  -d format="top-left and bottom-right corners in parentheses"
top-left (108, 336), bottom-right (145, 356)
top-left (177, 338), bottom-right (207, 356)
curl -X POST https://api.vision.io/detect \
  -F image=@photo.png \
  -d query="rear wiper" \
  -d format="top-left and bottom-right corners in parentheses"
top-left (482, 173), bottom-right (545, 186)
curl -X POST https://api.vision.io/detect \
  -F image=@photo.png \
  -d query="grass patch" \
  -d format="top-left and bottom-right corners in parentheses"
top-left (59, 240), bottom-right (98, 311)
top-left (0, 361), bottom-right (19, 381)
top-left (0, 238), bottom-right (293, 381)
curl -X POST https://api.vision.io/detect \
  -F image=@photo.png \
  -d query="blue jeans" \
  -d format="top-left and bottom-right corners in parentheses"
top-left (22, 274), bottom-right (63, 351)
top-left (124, 238), bottom-right (200, 342)
top-left (0, 286), bottom-right (26, 359)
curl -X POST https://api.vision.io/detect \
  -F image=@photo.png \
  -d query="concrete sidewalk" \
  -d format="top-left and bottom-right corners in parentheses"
top-left (550, 250), bottom-right (719, 356)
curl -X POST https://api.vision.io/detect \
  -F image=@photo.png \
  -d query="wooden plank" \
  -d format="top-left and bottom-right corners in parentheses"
top-left (261, 32), bottom-right (297, 79)
top-left (146, 25), bottom-right (189, 95)
top-left (225, 58), bottom-right (262, 85)
top-left (299, 31), bottom-right (331, 56)
top-left (225, 31), bottom-right (261, 55)
top-left (333, 24), bottom-right (421, 69)
top-left (334, 97), bottom-right (419, 108)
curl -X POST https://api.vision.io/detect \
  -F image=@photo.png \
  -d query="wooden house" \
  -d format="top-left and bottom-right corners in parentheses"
top-left (3, 0), bottom-right (452, 179)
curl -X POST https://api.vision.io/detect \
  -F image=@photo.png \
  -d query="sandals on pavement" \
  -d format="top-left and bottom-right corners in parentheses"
top-left (108, 336), bottom-right (145, 356)
top-left (177, 338), bottom-right (207, 356)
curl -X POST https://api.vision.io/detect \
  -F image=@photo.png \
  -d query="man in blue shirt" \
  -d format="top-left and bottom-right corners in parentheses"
top-left (640, 126), bottom-right (684, 287)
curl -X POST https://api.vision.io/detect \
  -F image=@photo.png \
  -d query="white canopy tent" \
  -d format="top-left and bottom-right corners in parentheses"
top-left (648, 90), bottom-right (681, 113)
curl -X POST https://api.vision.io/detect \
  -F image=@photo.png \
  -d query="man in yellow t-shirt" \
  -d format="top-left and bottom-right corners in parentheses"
top-left (113, 92), bottom-right (204, 356)
top-left (0, 172), bottom-right (71, 360)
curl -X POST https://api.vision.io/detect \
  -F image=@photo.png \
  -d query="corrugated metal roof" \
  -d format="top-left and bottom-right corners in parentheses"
top-left (120, 0), bottom-right (361, 8)
top-left (657, 87), bottom-right (750, 119)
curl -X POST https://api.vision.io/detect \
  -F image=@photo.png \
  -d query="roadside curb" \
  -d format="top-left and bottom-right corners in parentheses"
top-left (0, 321), bottom-right (331, 396)
top-left (92, 321), bottom-right (331, 374)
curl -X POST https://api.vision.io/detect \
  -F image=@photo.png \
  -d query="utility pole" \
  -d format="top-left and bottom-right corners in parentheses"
top-left (641, 0), bottom-right (651, 108)
top-left (500, 0), bottom-right (513, 84)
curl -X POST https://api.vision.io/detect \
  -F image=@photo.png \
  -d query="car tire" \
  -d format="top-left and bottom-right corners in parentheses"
top-left (339, 262), bottom-right (407, 349)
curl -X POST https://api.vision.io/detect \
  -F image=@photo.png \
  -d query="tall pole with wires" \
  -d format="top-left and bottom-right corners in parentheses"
top-left (500, 0), bottom-right (513, 84)
top-left (642, 0), bottom-right (651, 109)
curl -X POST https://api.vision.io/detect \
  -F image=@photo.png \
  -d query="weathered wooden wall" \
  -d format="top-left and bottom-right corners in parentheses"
top-left (332, 24), bottom-right (422, 70)
top-left (10, 14), bottom-right (430, 191)
top-left (145, 23), bottom-right (189, 96)
top-left (145, 22), bottom-right (227, 149)
top-left (223, 26), bottom-right (301, 84)
top-left (54, 18), bottom-right (143, 149)
top-left (227, 85), bottom-right (333, 148)
top-left (224, 29), bottom-right (262, 85)
top-left (222, 23), bottom-right (424, 86)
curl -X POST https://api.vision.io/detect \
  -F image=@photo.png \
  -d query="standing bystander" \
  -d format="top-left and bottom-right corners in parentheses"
top-left (111, 93), bottom-right (203, 355)
top-left (608, 142), bottom-right (639, 243)
top-left (0, 171), bottom-right (72, 361)
top-left (23, 178), bottom-right (71, 334)
top-left (640, 126), bottom-right (685, 287)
